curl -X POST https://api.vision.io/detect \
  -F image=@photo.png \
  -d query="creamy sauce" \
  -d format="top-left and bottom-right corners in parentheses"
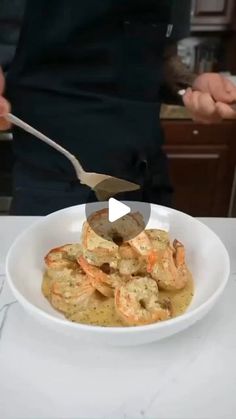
top-left (42, 272), bottom-right (194, 327)
top-left (159, 272), bottom-right (194, 318)
top-left (68, 292), bottom-right (123, 327)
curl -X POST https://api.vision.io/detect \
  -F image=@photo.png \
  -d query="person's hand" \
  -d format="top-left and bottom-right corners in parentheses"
top-left (182, 73), bottom-right (236, 123)
top-left (0, 67), bottom-right (11, 130)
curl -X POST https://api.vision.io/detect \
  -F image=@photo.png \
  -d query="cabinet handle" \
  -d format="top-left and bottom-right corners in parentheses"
top-left (193, 130), bottom-right (199, 135)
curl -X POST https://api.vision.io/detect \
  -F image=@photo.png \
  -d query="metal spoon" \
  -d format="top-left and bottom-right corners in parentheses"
top-left (6, 113), bottom-right (140, 200)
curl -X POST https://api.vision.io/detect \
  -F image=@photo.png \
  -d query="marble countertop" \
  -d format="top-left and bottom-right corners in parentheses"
top-left (1, 217), bottom-right (236, 419)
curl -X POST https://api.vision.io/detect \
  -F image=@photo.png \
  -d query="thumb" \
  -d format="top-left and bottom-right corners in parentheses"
top-left (0, 66), bottom-right (11, 118)
top-left (0, 67), bottom-right (11, 129)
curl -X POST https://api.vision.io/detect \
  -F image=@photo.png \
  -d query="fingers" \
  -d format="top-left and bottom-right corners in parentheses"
top-left (0, 119), bottom-right (11, 131)
top-left (198, 92), bottom-right (218, 116)
top-left (0, 98), bottom-right (11, 130)
top-left (211, 76), bottom-right (236, 104)
top-left (0, 96), bottom-right (11, 131)
top-left (183, 88), bottom-right (221, 124)
top-left (0, 95), bottom-right (10, 115)
top-left (215, 102), bottom-right (236, 120)
top-left (0, 117), bottom-right (11, 131)
top-left (193, 73), bottom-right (236, 105)
top-left (183, 88), bottom-right (236, 122)
top-left (0, 67), bottom-right (11, 130)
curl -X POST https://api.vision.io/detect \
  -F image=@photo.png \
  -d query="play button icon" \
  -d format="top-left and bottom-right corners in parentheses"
top-left (85, 177), bottom-right (151, 241)
top-left (108, 198), bottom-right (130, 222)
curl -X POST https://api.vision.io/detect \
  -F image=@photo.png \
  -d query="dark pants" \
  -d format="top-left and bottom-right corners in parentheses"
top-left (10, 150), bottom-right (173, 215)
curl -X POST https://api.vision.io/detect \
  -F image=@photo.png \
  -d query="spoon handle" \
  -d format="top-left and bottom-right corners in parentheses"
top-left (6, 113), bottom-right (84, 179)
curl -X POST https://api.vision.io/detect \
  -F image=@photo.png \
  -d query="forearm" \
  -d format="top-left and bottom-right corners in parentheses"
top-left (160, 43), bottom-right (197, 105)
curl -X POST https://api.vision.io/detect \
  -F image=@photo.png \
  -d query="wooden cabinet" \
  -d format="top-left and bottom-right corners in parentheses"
top-left (191, 0), bottom-right (235, 30)
top-left (162, 120), bottom-right (236, 217)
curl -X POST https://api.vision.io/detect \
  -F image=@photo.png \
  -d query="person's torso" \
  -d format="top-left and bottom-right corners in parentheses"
top-left (7, 0), bottom-right (173, 101)
top-left (6, 0), bottom-right (174, 174)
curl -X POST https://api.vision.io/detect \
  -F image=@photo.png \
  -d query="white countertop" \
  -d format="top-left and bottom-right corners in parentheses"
top-left (1, 217), bottom-right (236, 419)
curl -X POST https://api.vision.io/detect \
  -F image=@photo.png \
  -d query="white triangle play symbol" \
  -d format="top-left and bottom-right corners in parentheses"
top-left (108, 198), bottom-right (131, 223)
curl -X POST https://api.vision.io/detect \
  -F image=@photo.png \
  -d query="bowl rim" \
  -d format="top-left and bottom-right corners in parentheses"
top-left (6, 203), bottom-right (231, 334)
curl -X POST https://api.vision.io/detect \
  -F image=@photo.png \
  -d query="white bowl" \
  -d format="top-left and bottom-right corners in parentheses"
top-left (6, 203), bottom-right (230, 346)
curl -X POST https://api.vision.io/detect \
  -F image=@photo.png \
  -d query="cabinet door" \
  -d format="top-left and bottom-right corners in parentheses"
top-left (164, 145), bottom-right (229, 216)
top-left (191, 0), bottom-right (234, 28)
top-left (162, 121), bottom-right (236, 217)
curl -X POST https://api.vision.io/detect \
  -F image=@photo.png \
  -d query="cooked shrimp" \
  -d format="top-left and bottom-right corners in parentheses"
top-left (45, 244), bottom-right (82, 269)
top-left (146, 229), bottom-right (170, 251)
top-left (119, 243), bottom-right (138, 259)
top-left (52, 278), bottom-right (95, 305)
top-left (82, 210), bottom-right (147, 269)
top-left (117, 243), bottom-right (141, 275)
top-left (45, 246), bottom-right (70, 269)
top-left (173, 239), bottom-right (185, 266)
top-left (145, 230), bottom-right (171, 272)
top-left (150, 240), bottom-right (188, 291)
top-left (109, 272), bottom-right (128, 288)
top-left (42, 209), bottom-right (193, 327)
top-left (118, 258), bottom-right (141, 276)
top-left (78, 255), bottom-right (113, 298)
top-left (82, 220), bottom-right (119, 267)
top-left (46, 266), bottom-right (81, 282)
top-left (127, 231), bottom-right (163, 277)
top-left (48, 269), bottom-right (95, 313)
top-left (85, 208), bottom-right (144, 245)
top-left (146, 250), bottom-right (158, 273)
top-left (62, 244), bottom-right (83, 260)
top-left (173, 239), bottom-right (189, 287)
top-left (128, 231), bottom-right (153, 257)
top-left (115, 277), bottom-right (170, 326)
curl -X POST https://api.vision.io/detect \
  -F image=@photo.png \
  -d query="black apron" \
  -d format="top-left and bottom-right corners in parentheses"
top-left (6, 0), bottom-right (174, 215)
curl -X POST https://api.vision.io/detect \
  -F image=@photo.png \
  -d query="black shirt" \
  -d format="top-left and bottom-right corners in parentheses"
top-left (0, 0), bottom-right (25, 70)
top-left (6, 0), bottom-right (190, 177)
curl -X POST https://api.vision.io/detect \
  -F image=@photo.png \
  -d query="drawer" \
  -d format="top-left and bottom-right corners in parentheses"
top-left (161, 121), bottom-right (236, 145)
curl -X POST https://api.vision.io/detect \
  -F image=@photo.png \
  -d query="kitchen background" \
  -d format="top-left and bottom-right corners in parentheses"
top-left (0, 0), bottom-right (236, 216)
